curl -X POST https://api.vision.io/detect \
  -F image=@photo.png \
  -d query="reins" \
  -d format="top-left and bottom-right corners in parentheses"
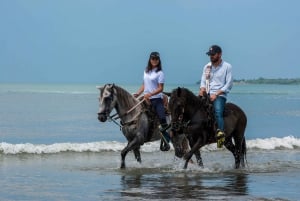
top-left (171, 120), bottom-right (191, 132)
top-left (108, 98), bottom-right (145, 129)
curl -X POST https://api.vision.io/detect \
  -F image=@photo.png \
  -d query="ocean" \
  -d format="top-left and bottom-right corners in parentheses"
top-left (0, 83), bottom-right (300, 201)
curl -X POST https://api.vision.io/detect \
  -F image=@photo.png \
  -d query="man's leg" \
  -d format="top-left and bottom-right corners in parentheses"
top-left (213, 96), bottom-right (226, 148)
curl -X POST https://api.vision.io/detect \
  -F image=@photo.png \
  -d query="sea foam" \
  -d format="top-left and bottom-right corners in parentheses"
top-left (0, 136), bottom-right (300, 154)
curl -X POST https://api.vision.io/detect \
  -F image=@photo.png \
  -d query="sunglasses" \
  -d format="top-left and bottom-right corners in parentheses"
top-left (150, 57), bottom-right (159, 60)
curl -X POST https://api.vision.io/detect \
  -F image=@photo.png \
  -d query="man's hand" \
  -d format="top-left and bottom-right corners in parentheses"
top-left (199, 88), bottom-right (206, 96)
top-left (210, 94), bottom-right (217, 101)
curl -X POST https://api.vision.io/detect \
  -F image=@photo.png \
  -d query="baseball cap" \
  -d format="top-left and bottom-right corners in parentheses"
top-left (150, 52), bottom-right (160, 58)
top-left (206, 45), bottom-right (222, 55)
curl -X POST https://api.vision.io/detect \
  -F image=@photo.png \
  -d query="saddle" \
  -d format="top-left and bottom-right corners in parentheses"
top-left (138, 101), bottom-right (160, 141)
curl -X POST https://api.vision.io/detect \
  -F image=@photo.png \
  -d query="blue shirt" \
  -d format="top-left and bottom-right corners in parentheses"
top-left (143, 68), bottom-right (165, 99)
top-left (200, 61), bottom-right (233, 98)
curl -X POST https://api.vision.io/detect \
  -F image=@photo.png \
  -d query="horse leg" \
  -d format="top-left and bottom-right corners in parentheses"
top-left (133, 148), bottom-right (142, 163)
top-left (183, 146), bottom-right (194, 169)
top-left (120, 138), bottom-right (141, 169)
top-left (183, 136), bottom-right (203, 169)
top-left (234, 150), bottom-right (241, 169)
top-left (224, 137), bottom-right (241, 169)
top-left (121, 146), bottom-right (129, 169)
top-left (183, 152), bottom-right (193, 169)
top-left (194, 149), bottom-right (203, 167)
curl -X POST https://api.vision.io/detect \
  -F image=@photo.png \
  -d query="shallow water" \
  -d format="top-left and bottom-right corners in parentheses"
top-left (1, 83), bottom-right (300, 200)
top-left (1, 149), bottom-right (300, 201)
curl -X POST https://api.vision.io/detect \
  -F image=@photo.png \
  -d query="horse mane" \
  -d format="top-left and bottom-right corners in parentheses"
top-left (169, 87), bottom-right (215, 128)
top-left (112, 84), bottom-right (139, 110)
top-left (170, 87), bottom-right (202, 110)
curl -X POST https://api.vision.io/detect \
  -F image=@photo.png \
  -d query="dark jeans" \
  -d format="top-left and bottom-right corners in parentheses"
top-left (150, 98), bottom-right (167, 125)
top-left (213, 96), bottom-right (226, 131)
top-left (151, 98), bottom-right (170, 148)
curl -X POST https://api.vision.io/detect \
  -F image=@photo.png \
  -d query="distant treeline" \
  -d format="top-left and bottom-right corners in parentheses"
top-left (196, 78), bottom-right (300, 85)
top-left (234, 77), bottom-right (300, 85)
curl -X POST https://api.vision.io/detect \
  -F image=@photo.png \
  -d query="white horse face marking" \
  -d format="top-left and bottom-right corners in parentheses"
top-left (97, 84), bottom-right (117, 121)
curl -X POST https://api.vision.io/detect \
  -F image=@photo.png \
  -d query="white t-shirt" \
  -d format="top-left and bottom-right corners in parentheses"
top-left (143, 68), bottom-right (165, 99)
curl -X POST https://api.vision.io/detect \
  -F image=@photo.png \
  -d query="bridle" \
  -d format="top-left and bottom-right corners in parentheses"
top-left (98, 89), bottom-right (114, 118)
top-left (98, 85), bottom-right (145, 129)
top-left (170, 100), bottom-right (191, 132)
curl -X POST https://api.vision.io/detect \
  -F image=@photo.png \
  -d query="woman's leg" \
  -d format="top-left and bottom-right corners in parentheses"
top-left (151, 98), bottom-right (170, 151)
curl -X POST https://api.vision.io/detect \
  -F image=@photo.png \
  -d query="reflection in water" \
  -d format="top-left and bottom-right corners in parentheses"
top-left (120, 170), bottom-right (248, 200)
top-left (224, 173), bottom-right (249, 195)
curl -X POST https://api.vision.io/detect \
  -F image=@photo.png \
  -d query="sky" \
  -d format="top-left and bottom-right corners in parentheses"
top-left (1, 0), bottom-right (300, 85)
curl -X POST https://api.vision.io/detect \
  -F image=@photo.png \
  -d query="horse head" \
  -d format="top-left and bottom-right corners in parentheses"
top-left (168, 87), bottom-right (187, 132)
top-left (168, 87), bottom-right (207, 158)
top-left (97, 84), bottom-right (117, 122)
top-left (166, 87), bottom-right (189, 158)
top-left (170, 129), bottom-right (187, 158)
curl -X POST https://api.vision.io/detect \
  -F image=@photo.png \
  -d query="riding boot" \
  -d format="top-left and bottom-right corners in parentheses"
top-left (159, 123), bottom-right (171, 151)
top-left (216, 129), bottom-right (225, 148)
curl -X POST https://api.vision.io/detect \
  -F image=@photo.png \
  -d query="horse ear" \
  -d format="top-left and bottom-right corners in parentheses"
top-left (177, 87), bottom-right (181, 97)
top-left (96, 86), bottom-right (104, 91)
top-left (106, 83), bottom-right (114, 89)
top-left (163, 92), bottom-right (171, 97)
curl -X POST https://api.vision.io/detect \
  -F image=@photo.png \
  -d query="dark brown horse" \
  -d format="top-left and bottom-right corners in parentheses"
top-left (167, 87), bottom-right (247, 169)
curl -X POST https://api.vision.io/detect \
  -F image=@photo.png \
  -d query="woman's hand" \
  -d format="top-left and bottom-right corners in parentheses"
top-left (144, 93), bottom-right (152, 100)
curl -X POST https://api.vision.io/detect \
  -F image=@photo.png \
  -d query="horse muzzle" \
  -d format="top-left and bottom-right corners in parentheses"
top-left (98, 112), bottom-right (108, 122)
top-left (173, 143), bottom-right (184, 158)
top-left (170, 130), bottom-right (185, 158)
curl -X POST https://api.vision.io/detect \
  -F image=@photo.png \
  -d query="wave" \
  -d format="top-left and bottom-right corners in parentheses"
top-left (247, 136), bottom-right (300, 149)
top-left (2, 88), bottom-right (96, 95)
top-left (0, 84), bottom-right (98, 95)
top-left (1, 136), bottom-right (300, 155)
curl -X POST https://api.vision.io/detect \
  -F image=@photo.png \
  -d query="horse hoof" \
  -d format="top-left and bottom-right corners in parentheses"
top-left (198, 162), bottom-right (204, 167)
top-left (183, 162), bottom-right (188, 169)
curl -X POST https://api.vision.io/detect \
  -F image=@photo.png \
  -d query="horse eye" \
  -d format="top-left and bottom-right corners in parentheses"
top-left (104, 97), bottom-right (112, 103)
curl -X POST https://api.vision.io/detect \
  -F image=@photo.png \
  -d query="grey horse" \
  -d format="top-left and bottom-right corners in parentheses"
top-left (97, 83), bottom-right (170, 168)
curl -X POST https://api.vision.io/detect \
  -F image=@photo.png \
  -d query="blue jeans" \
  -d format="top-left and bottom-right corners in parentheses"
top-left (213, 96), bottom-right (226, 131)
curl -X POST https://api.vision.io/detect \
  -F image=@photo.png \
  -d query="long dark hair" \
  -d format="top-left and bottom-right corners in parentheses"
top-left (145, 56), bottom-right (162, 73)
